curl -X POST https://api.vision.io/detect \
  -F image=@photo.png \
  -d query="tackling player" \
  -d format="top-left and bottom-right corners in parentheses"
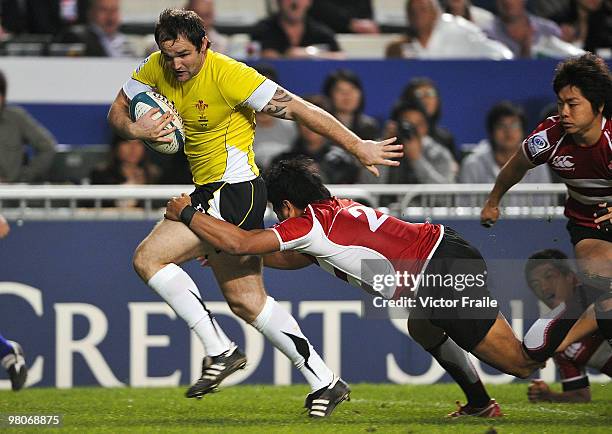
top-left (524, 249), bottom-right (611, 403)
top-left (108, 8), bottom-right (401, 417)
top-left (481, 53), bottom-right (612, 354)
top-left (165, 158), bottom-right (546, 418)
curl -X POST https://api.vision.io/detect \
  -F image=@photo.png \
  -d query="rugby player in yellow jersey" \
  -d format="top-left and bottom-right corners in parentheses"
top-left (108, 8), bottom-right (402, 417)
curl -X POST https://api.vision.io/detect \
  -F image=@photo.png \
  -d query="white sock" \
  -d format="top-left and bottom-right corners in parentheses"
top-left (148, 263), bottom-right (233, 357)
top-left (251, 296), bottom-right (334, 391)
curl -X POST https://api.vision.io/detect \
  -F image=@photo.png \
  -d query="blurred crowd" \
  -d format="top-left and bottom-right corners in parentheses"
top-left (0, 0), bottom-right (610, 208)
top-left (0, 0), bottom-right (609, 59)
top-left (0, 62), bottom-right (560, 195)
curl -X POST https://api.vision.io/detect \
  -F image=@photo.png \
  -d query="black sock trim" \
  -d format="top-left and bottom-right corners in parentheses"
top-left (283, 332), bottom-right (320, 380)
top-left (429, 337), bottom-right (490, 408)
top-left (187, 290), bottom-right (226, 352)
top-left (426, 334), bottom-right (449, 353)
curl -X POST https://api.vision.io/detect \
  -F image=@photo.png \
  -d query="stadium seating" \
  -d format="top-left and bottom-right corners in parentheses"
top-left (47, 145), bottom-right (109, 185)
top-left (120, 0), bottom-right (268, 28)
top-left (372, 0), bottom-right (407, 27)
top-left (214, 0), bottom-right (269, 27)
top-left (120, 0), bottom-right (185, 24)
top-left (336, 33), bottom-right (401, 59)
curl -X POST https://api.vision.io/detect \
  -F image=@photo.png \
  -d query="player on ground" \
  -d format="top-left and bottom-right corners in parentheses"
top-left (165, 158), bottom-right (545, 418)
top-left (107, 8), bottom-right (401, 417)
top-left (481, 53), bottom-right (612, 354)
top-left (0, 216), bottom-right (28, 391)
top-left (0, 335), bottom-right (27, 391)
top-left (524, 249), bottom-right (611, 403)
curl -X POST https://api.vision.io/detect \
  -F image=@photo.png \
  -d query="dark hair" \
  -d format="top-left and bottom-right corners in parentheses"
top-left (441, 0), bottom-right (472, 21)
top-left (322, 69), bottom-right (365, 113)
top-left (400, 77), bottom-right (441, 122)
top-left (108, 134), bottom-right (149, 170)
top-left (485, 101), bottom-right (526, 137)
top-left (0, 70), bottom-right (6, 98)
top-left (254, 63), bottom-right (279, 83)
top-left (538, 102), bottom-right (558, 122)
top-left (265, 159), bottom-right (331, 211)
top-left (524, 249), bottom-right (574, 284)
top-left (390, 99), bottom-right (428, 123)
top-left (553, 53), bottom-right (612, 118)
top-left (155, 8), bottom-right (207, 52)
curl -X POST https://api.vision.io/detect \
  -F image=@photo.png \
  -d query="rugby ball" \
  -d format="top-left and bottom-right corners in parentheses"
top-left (129, 91), bottom-right (185, 154)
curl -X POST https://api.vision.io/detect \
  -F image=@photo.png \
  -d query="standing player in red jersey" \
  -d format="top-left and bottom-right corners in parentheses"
top-left (166, 159), bottom-right (545, 418)
top-left (481, 53), bottom-right (612, 353)
top-left (523, 249), bottom-right (611, 403)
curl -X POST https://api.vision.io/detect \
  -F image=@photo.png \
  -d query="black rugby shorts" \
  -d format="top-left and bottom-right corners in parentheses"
top-left (190, 176), bottom-right (267, 230)
top-left (412, 227), bottom-right (499, 352)
top-left (566, 220), bottom-right (612, 245)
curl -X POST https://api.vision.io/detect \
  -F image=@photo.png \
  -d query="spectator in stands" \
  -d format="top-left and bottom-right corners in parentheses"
top-left (385, 0), bottom-right (513, 59)
top-left (58, 0), bottom-right (135, 57)
top-left (89, 135), bottom-right (160, 207)
top-left (483, 0), bottom-right (584, 58)
top-left (271, 95), bottom-right (360, 184)
top-left (308, 0), bottom-right (379, 34)
top-left (441, 0), bottom-right (495, 30)
top-left (90, 135), bottom-right (160, 186)
top-left (0, 0), bottom-right (84, 35)
top-left (0, 70), bottom-right (56, 183)
top-left (459, 102), bottom-right (551, 204)
top-left (252, 63), bottom-right (298, 170)
top-left (322, 69), bottom-right (380, 144)
top-left (399, 77), bottom-right (456, 158)
top-left (186, 0), bottom-right (230, 54)
top-left (251, 0), bottom-right (344, 59)
top-left (551, 0), bottom-right (611, 53)
top-left (531, 0), bottom-right (572, 20)
top-left (385, 100), bottom-right (457, 184)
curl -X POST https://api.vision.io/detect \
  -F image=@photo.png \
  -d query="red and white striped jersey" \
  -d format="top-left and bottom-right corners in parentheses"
top-left (271, 197), bottom-right (444, 299)
top-left (554, 333), bottom-right (612, 391)
top-left (521, 116), bottom-right (612, 228)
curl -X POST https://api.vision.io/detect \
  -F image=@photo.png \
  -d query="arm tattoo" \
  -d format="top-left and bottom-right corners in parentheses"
top-left (262, 87), bottom-right (293, 119)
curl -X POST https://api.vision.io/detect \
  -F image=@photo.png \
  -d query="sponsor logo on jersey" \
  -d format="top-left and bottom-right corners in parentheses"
top-left (135, 56), bottom-right (149, 74)
top-left (526, 134), bottom-right (551, 157)
top-left (608, 160), bottom-right (612, 171)
top-left (551, 155), bottom-right (575, 170)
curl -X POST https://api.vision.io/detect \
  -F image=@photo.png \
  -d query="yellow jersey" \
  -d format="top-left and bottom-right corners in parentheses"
top-left (130, 50), bottom-right (267, 185)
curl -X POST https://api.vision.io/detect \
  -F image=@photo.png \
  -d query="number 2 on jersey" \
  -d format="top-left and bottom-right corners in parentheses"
top-left (347, 205), bottom-right (388, 232)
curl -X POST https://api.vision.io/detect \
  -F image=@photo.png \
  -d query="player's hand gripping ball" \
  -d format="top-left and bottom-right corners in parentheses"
top-left (129, 91), bottom-right (185, 154)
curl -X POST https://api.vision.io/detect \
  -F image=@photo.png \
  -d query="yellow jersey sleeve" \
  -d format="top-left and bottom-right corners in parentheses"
top-left (131, 52), bottom-right (164, 88)
top-left (214, 55), bottom-right (266, 109)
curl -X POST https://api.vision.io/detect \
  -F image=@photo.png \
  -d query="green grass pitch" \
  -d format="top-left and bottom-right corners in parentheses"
top-left (1, 383), bottom-right (610, 433)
